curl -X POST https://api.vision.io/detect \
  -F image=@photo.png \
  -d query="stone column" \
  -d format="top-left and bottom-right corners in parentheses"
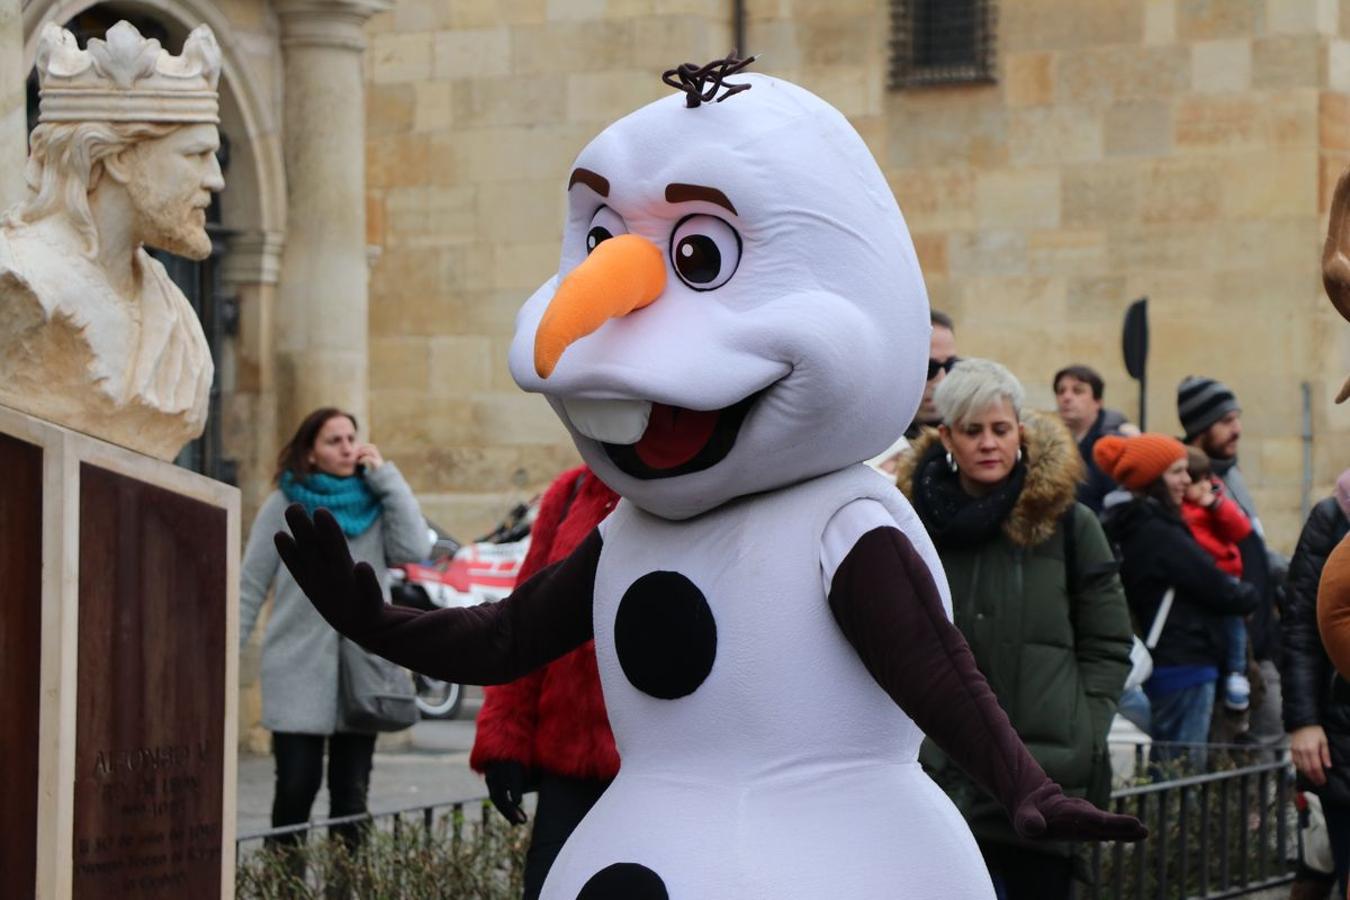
top-left (0, 0), bottom-right (25, 209)
top-left (274, 0), bottom-right (389, 434)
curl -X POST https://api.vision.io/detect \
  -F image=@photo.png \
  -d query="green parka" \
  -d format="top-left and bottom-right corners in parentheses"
top-left (896, 414), bottom-right (1133, 855)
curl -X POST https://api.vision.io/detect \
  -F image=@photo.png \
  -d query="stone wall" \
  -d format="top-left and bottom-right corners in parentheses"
top-left (842, 0), bottom-right (1348, 551)
top-left (362, 1), bottom-right (1350, 551)
top-left (361, 0), bottom-right (734, 539)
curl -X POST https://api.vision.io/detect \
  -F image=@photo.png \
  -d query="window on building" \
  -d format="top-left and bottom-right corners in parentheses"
top-left (889, 0), bottom-right (997, 89)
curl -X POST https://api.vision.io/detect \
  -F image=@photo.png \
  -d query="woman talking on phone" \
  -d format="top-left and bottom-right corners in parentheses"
top-left (239, 407), bottom-right (431, 857)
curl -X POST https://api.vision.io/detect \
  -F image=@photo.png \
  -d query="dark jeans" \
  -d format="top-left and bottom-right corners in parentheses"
top-left (1150, 680), bottom-right (1216, 772)
top-left (1327, 799), bottom-right (1350, 894)
top-left (1116, 685), bottom-right (1151, 733)
top-left (268, 732), bottom-right (377, 854)
top-left (978, 841), bottom-right (1073, 900)
top-left (523, 774), bottom-right (611, 900)
top-left (1221, 615), bottom-right (1247, 675)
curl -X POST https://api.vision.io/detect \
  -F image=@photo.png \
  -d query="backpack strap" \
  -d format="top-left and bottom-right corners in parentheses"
top-left (1062, 503), bottom-right (1120, 598)
top-left (1063, 504), bottom-right (1078, 595)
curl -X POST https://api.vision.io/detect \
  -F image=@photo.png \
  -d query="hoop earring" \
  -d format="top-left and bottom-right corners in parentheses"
top-left (1016, 447), bottom-right (1023, 464)
top-left (946, 451), bottom-right (958, 473)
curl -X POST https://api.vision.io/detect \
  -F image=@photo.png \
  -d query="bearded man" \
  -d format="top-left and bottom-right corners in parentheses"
top-left (0, 21), bottom-right (222, 460)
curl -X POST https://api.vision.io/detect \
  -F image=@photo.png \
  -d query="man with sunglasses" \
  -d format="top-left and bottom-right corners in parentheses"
top-left (907, 310), bottom-right (958, 439)
top-left (866, 312), bottom-right (955, 475)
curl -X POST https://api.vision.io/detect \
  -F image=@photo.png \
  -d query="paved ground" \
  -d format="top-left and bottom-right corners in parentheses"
top-left (236, 690), bottom-right (490, 838)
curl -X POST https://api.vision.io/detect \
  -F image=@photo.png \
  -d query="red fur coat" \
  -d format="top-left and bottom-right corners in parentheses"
top-left (469, 466), bottom-right (621, 780)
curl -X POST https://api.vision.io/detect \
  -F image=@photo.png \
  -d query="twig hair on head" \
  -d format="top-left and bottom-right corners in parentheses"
top-left (662, 51), bottom-right (757, 109)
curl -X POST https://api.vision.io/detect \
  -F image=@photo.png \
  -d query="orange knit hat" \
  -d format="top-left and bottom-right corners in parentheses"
top-left (1092, 433), bottom-right (1188, 492)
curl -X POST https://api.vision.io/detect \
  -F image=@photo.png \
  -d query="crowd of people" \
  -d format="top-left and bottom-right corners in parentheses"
top-left (877, 311), bottom-right (1350, 898)
top-left (239, 315), bottom-right (1350, 899)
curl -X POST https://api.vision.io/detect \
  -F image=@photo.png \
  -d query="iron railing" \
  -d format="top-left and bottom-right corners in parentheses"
top-left (235, 795), bottom-right (496, 856)
top-left (1085, 743), bottom-right (1298, 900)
top-left (237, 749), bottom-right (1301, 900)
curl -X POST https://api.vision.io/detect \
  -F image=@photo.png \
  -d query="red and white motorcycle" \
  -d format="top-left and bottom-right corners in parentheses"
top-left (389, 502), bottom-right (535, 719)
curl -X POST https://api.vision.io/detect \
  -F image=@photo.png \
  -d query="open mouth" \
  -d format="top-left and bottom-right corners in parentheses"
top-left (605, 395), bottom-right (758, 479)
top-left (561, 393), bottom-right (761, 480)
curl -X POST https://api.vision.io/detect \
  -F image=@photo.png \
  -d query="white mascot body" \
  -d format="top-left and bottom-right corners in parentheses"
top-left (556, 476), bottom-right (989, 898)
top-left (278, 60), bottom-right (1144, 900)
top-left (508, 71), bottom-right (991, 899)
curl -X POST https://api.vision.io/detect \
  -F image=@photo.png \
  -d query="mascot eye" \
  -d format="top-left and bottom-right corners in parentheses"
top-left (669, 215), bottom-right (741, 291)
top-left (586, 206), bottom-right (628, 255)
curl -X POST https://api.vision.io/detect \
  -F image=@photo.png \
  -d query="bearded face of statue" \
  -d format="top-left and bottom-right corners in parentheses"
top-left (116, 123), bottom-right (224, 260)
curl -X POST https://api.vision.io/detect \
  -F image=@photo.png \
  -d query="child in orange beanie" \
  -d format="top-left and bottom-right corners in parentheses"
top-left (1094, 433), bottom-right (1261, 769)
top-left (1180, 447), bottom-right (1254, 712)
top-left (1091, 432), bottom-right (1189, 496)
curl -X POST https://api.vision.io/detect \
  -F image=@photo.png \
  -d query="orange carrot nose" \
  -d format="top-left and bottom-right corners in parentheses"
top-left (534, 234), bottom-right (666, 378)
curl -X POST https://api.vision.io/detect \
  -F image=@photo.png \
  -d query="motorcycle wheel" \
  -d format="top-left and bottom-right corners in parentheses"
top-left (414, 675), bottom-right (463, 720)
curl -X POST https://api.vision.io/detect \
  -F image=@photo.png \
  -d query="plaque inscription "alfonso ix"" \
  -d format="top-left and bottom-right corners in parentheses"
top-left (74, 463), bottom-right (226, 897)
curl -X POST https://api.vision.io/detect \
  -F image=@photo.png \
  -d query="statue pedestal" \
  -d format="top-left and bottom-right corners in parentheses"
top-left (0, 404), bottom-right (239, 899)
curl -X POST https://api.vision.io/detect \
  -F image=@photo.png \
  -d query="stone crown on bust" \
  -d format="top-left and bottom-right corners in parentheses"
top-left (35, 21), bottom-right (221, 125)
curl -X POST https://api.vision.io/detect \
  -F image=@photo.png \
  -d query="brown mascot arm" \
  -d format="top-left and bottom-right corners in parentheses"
top-left (1322, 166), bottom-right (1350, 402)
top-left (1317, 533), bottom-right (1350, 680)
top-left (275, 506), bottom-right (598, 684)
top-left (828, 526), bottom-right (1146, 843)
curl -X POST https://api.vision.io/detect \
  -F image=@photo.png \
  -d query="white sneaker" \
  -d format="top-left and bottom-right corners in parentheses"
top-left (1225, 672), bottom-right (1251, 712)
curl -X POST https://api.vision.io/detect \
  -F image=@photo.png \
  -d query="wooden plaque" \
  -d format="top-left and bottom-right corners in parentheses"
top-left (72, 464), bottom-right (227, 897)
top-left (0, 404), bottom-right (238, 899)
top-left (0, 433), bottom-right (44, 899)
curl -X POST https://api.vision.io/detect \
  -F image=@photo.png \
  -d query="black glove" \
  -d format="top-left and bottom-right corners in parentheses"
top-left (275, 504), bottom-right (602, 685)
top-left (485, 761), bottom-right (529, 825)
top-left (1013, 781), bottom-right (1146, 841)
top-left (275, 505), bottom-right (390, 638)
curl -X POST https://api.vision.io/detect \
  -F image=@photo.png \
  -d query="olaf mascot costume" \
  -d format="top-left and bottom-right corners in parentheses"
top-left (278, 58), bottom-right (1146, 899)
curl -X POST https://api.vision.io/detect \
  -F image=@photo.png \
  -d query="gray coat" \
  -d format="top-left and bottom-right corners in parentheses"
top-left (240, 463), bottom-right (432, 735)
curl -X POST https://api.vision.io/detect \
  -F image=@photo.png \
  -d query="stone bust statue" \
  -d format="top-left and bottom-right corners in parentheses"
top-left (0, 21), bottom-right (222, 460)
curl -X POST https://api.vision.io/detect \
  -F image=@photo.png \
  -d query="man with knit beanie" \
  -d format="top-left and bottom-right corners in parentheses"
top-left (1177, 375), bottom-right (1260, 532)
top-left (1177, 375), bottom-right (1286, 752)
top-left (1095, 433), bottom-right (1261, 769)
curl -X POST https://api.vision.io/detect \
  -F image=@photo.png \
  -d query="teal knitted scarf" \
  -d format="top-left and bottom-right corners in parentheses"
top-left (280, 470), bottom-right (382, 537)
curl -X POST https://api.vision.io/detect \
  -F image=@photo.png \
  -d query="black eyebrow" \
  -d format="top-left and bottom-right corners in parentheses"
top-left (568, 168), bottom-right (610, 197)
top-left (665, 182), bottom-right (737, 216)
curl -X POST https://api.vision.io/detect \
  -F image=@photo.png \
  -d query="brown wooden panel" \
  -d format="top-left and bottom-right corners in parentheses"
top-left (74, 464), bottom-right (226, 898)
top-left (0, 433), bottom-right (43, 899)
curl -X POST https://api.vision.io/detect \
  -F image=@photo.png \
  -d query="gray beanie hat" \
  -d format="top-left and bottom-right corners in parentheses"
top-left (1177, 375), bottom-right (1240, 442)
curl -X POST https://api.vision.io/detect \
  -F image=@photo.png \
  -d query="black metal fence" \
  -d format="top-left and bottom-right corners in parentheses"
top-left (237, 746), bottom-right (1302, 900)
top-left (1083, 756), bottom-right (1296, 899)
top-left (235, 795), bottom-right (497, 856)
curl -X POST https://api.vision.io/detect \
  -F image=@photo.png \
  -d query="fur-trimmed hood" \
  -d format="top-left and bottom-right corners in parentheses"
top-left (895, 411), bottom-right (1084, 548)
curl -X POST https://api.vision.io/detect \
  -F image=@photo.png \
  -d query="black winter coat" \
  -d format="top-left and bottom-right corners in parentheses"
top-left (1102, 497), bottom-right (1260, 669)
top-left (1237, 529), bottom-right (1282, 665)
top-left (1281, 496), bottom-right (1350, 805)
top-left (1075, 409), bottom-right (1127, 514)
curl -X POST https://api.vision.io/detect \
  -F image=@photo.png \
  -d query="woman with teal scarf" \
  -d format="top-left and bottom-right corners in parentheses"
top-left (239, 407), bottom-right (431, 862)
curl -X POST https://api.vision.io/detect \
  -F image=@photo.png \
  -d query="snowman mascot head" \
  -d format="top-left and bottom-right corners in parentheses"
top-left (509, 58), bottom-right (929, 519)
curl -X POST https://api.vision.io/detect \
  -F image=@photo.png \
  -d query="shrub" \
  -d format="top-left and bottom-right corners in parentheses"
top-left (236, 803), bottom-right (528, 899)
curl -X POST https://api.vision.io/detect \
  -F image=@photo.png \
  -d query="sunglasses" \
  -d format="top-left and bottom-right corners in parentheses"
top-left (927, 356), bottom-right (960, 380)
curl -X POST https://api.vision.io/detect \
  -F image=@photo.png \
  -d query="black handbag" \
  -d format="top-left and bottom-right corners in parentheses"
top-left (337, 637), bottom-right (419, 732)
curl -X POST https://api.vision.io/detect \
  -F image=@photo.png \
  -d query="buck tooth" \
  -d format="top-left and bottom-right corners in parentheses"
top-left (562, 398), bottom-right (652, 445)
